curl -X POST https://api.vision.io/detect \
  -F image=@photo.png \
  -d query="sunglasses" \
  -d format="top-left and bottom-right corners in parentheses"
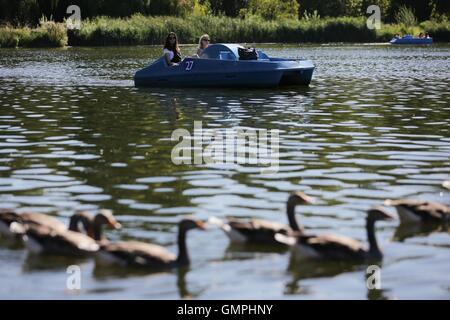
top-left (168, 37), bottom-right (176, 40)
top-left (202, 39), bottom-right (210, 42)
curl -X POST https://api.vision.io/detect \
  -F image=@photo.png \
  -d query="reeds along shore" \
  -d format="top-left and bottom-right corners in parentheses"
top-left (0, 14), bottom-right (449, 48)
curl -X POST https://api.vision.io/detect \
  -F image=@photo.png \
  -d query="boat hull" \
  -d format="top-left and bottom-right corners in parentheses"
top-left (134, 57), bottom-right (314, 88)
top-left (390, 37), bottom-right (433, 45)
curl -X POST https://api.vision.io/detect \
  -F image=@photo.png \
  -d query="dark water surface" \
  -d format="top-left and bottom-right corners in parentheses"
top-left (0, 44), bottom-right (449, 299)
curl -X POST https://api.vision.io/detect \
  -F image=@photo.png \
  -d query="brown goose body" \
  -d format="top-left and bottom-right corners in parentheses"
top-left (22, 210), bottom-right (121, 256)
top-left (0, 209), bottom-right (120, 238)
top-left (224, 218), bottom-right (292, 244)
top-left (24, 224), bottom-right (100, 256)
top-left (98, 241), bottom-right (177, 268)
top-left (292, 233), bottom-right (369, 261)
top-left (385, 199), bottom-right (449, 224)
top-left (96, 219), bottom-right (205, 269)
top-left (209, 192), bottom-right (313, 245)
top-left (0, 210), bottom-right (67, 239)
top-left (276, 207), bottom-right (395, 261)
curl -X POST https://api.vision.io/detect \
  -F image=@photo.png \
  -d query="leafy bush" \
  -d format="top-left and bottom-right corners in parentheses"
top-left (240, 0), bottom-right (299, 20)
top-left (0, 19), bottom-right (67, 48)
top-left (302, 10), bottom-right (321, 22)
top-left (191, 0), bottom-right (212, 17)
top-left (23, 19), bottom-right (67, 47)
top-left (0, 27), bottom-right (21, 47)
top-left (421, 20), bottom-right (450, 41)
top-left (1, 13), bottom-right (449, 47)
top-left (395, 5), bottom-right (417, 27)
top-left (68, 14), bottom-right (382, 45)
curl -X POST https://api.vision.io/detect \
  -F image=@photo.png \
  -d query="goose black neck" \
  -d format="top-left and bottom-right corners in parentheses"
top-left (287, 200), bottom-right (301, 232)
top-left (366, 218), bottom-right (382, 258)
top-left (68, 215), bottom-right (80, 232)
top-left (68, 214), bottom-right (89, 233)
top-left (92, 217), bottom-right (104, 241)
top-left (176, 226), bottom-right (190, 266)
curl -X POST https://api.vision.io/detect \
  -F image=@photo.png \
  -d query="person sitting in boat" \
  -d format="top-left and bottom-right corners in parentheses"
top-left (163, 32), bottom-right (182, 66)
top-left (394, 34), bottom-right (401, 39)
top-left (196, 34), bottom-right (210, 57)
top-left (418, 33), bottom-right (424, 38)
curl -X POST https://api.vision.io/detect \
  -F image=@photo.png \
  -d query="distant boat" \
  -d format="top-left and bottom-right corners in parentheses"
top-left (390, 35), bottom-right (433, 45)
top-left (134, 43), bottom-right (315, 88)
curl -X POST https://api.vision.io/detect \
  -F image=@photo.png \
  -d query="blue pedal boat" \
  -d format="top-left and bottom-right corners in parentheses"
top-left (390, 35), bottom-right (433, 45)
top-left (134, 44), bottom-right (314, 88)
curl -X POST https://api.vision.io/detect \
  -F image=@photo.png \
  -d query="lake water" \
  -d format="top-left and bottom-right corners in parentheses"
top-left (0, 44), bottom-right (449, 299)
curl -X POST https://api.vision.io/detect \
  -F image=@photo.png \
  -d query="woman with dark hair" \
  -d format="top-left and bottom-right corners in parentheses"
top-left (163, 32), bottom-right (182, 66)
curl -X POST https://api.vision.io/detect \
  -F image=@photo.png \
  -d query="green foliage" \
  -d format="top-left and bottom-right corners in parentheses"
top-left (395, 5), bottom-right (417, 27)
top-left (361, 0), bottom-right (391, 15)
top-left (1, 0), bottom-right (450, 26)
top-left (240, 0), bottom-right (299, 20)
top-left (299, 0), bottom-right (363, 18)
top-left (302, 10), bottom-right (321, 22)
top-left (0, 18), bottom-right (67, 48)
top-left (68, 14), bottom-right (382, 45)
top-left (1, 12), bottom-right (449, 47)
top-left (191, 0), bottom-right (212, 17)
top-left (374, 23), bottom-right (399, 41)
top-left (65, 15), bottom-right (450, 45)
top-left (421, 19), bottom-right (450, 41)
top-left (32, 17), bottom-right (68, 47)
top-left (0, 27), bottom-right (21, 48)
top-left (429, 0), bottom-right (450, 22)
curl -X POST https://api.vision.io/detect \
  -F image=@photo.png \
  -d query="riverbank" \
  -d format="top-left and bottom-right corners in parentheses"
top-left (1, 14), bottom-right (449, 48)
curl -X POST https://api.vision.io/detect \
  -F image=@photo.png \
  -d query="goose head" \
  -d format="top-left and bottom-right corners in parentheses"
top-left (367, 206), bottom-right (396, 223)
top-left (288, 191), bottom-right (314, 206)
top-left (94, 209), bottom-right (122, 229)
top-left (89, 209), bottom-right (121, 240)
top-left (179, 219), bottom-right (207, 232)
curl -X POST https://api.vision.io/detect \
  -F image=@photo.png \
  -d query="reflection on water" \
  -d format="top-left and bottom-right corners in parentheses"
top-left (285, 256), bottom-right (365, 294)
top-left (0, 44), bottom-right (449, 299)
top-left (393, 222), bottom-right (448, 242)
top-left (23, 254), bottom-right (89, 272)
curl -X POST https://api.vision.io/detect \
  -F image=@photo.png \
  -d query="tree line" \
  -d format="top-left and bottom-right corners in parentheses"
top-left (1, 0), bottom-right (449, 26)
